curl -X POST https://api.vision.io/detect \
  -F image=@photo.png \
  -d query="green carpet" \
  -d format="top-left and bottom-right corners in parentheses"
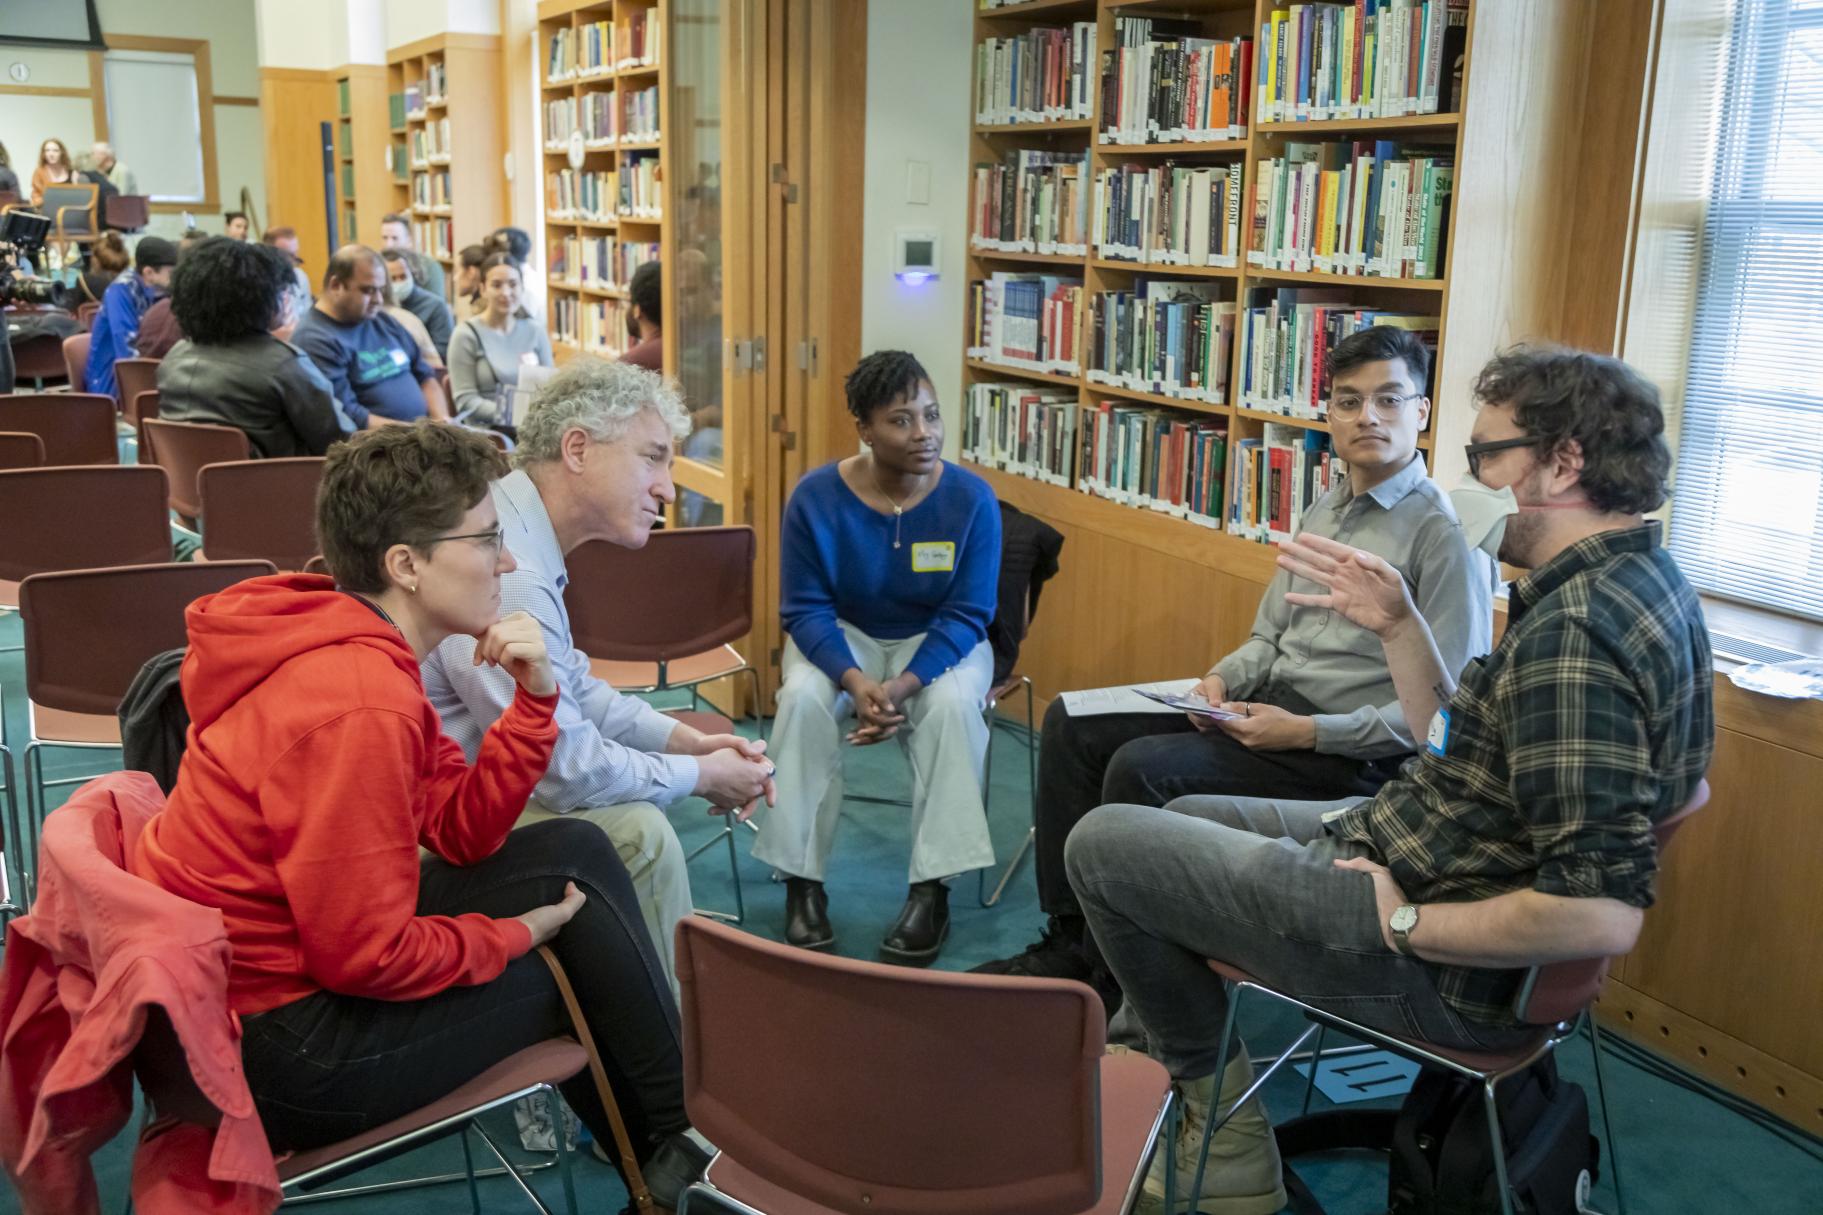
top-left (1, 615), bottom-right (1818, 1213)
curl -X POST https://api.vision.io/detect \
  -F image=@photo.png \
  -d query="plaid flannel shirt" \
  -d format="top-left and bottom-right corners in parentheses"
top-left (1329, 522), bottom-right (1715, 1025)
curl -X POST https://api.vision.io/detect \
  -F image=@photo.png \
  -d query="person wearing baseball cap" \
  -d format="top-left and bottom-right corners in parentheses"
top-left (85, 234), bottom-right (177, 399)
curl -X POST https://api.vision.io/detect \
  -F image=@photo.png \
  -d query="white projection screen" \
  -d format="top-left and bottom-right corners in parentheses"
top-left (0, 0), bottom-right (103, 49)
top-left (104, 50), bottom-right (208, 203)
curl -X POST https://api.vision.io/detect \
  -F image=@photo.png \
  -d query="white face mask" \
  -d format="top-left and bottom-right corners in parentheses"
top-left (1451, 476), bottom-right (1519, 560)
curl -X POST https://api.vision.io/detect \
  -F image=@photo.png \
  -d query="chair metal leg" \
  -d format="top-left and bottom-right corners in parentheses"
top-left (554, 1111), bottom-right (579, 1215)
top-left (1300, 1022), bottom-right (1328, 1117)
top-left (1185, 978), bottom-right (1246, 1211)
top-left (976, 678), bottom-right (1036, 909)
top-left (1484, 1078), bottom-right (1516, 1215)
top-left (1586, 1014), bottom-right (1625, 1215)
top-left (472, 1117), bottom-right (560, 1215)
top-left (459, 1124), bottom-right (482, 1215)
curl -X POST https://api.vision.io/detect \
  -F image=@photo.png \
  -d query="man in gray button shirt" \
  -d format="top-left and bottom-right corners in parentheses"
top-left (976, 326), bottom-right (1494, 995)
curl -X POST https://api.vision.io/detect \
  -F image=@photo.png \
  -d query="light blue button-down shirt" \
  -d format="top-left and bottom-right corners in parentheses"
top-left (423, 470), bottom-right (700, 809)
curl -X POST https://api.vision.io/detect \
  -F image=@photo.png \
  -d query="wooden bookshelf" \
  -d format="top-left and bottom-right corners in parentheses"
top-left (333, 66), bottom-right (391, 246)
top-left (385, 33), bottom-right (505, 300)
top-left (536, 0), bottom-right (669, 364)
top-left (960, 0), bottom-right (1545, 716)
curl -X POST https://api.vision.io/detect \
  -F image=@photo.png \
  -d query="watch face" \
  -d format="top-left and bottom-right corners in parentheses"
top-left (1391, 905), bottom-right (1419, 933)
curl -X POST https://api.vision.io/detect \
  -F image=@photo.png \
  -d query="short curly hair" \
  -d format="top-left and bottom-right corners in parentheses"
top-left (629, 261), bottom-right (661, 328)
top-left (514, 355), bottom-right (689, 469)
top-left (1472, 346), bottom-right (1672, 515)
top-left (843, 350), bottom-right (931, 423)
top-left (170, 237), bottom-right (295, 344)
top-left (316, 422), bottom-right (508, 593)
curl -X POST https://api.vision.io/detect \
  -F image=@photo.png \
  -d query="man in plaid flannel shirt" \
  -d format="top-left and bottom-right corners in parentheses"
top-left (1068, 347), bottom-right (1716, 1215)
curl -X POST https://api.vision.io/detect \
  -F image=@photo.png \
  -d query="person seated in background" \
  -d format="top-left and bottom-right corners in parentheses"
top-left (381, 247), bottom-right (454, 361)
top-left (28, 138), bottom-right (74, 208)
top-left (620, 260), bottom-right (663, 371)
top-left (86, 235), bottom-right (176, 398)
top-left (78, 231), bottom-right (130, 306)
top-left (379, 211), bottom-right (447, 299)
top-left (133, 231), bottom-right (211, 359)
top-left (424, 357), bottom-right (775, 988)
top-left (487, 226), bottom-right (545, 319)
top-left (261, 225), bottom-right (314, 327)
top-left (975, 326), bottom-right (1494, 998)
top-left (446, 253), bottom-right (553, 430)
top-left (1068, 347), bottom-right (1715, 1215)
top-left (156, 237), bottom-right (348, 457)
top-left (377, 251), bottom-right (445, 370)
top-left (454, 243), bottom-right (489, 322)
top-left (754, 350), bottom-right (1001, 966)
top-left (223, 211), bottom-right (249, 241)
top-left (129, 423), bottom-right (711, 1205)
top-left (291, 245), bottom-right (448, 427)
top-left (0, 141), bottom-right (20, 198)
top-left (89, 140), bottom-right (137, 195)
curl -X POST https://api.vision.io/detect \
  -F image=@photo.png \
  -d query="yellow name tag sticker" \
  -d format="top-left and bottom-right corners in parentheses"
top-left (910, 541), bottom-right (956, 573)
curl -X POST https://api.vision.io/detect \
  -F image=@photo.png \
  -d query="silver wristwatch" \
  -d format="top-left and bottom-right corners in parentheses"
top-left (1389, 904), bottom-right (1420, 957)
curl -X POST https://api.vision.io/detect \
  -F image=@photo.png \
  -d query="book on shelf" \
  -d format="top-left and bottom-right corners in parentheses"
top-left (411, 217), bottom-right (454, 260)
top-left (340, 164), bottom-right (354, 197)
top-left (580, 297), bottom-right (630, 357)
top-left (547, 168), bottom-right (619, 221)
top-left (621, 85), bottom-right (660, 142)
top-left (968, 271), bottom-right (1084, 376)
top-left (552, 295), bottom-right (580, 345)
top-left (1247, 139), bottom-right (1452, 279)
top-left (338, 78), bottom-right (351, 116)
top-left (1078, 400), bottom-right (1229, 526)
top-left (1101, 18), bottom-right (1252, 146)
top-left (584, 20), bottom-right (616, 76)
top-left (618, 152), bottom-right (662, 219)
top-left (1087, 280), bottom-right (1236, 405)
top-left (1256, 0), bottom-right (1469, 124)
top-left (1093, 161), bottom-right (1243, 268)
top-left (409, 119), bottom-right (451, 164)
top-left (1229, 423), bottom-right (1340, 542)
top-left (404, 82), bottom-right (425, 115)
top-left (962, 382), bottom-right (1080, 487)
top-left (582, 90), bottom-right (618, 144)
top-left (425, 61), bottom-right (446, 104)
top-left (618, 9), bottom-right (660, 68)
top-left (548, 27), bottom-right (578, 81)
top-left (388, 144), bottom-right (408, 183)
top-left (1237, 288), bottom-right (1437, 419)
top-left (411, 170), bottom-right (452, 209)
top-left (388, 92), bottom-right (407, 128)
top-left (545, 96), bottom-right (579, 145)
top-left (974, 23), bottom-right (1097, 126)
top-left (970, 148), bottom-right (1089, 257)
top-left (337, 123), bottom-right (351, 157)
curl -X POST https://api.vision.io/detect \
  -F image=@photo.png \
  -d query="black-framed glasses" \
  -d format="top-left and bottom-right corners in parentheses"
top-left (419, 526), bottom-right (506, 555)
top-left (1328, 390), bottom-right (1423, 419)
top-left (1464, 436), bottom-right (1537, 476)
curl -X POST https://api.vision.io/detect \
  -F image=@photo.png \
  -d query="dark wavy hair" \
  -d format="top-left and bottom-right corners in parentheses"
top-left (1328, 324), bottom-right (1433, 391)
top-left (170, 237), bottom-right (295, 343)
top-left (844, 350), bottom-right (931, 423)
top-left (629, 261), bottom-right (661, 328)
top-left (1472, 346), bottom-right (1672, 515)
top-left (316, 422), bottom-right (508, 593)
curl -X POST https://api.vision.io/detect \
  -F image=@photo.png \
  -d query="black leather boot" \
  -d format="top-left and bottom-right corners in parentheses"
top-left (784, 876), bottom-right (834, 950)
top-left (880, 880), bottom-right (949, 965)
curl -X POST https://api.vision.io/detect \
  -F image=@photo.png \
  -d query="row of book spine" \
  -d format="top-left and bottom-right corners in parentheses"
top-left (1093, 161), bottom-right (1243, 268)
top-left (1238, 290), bottom-right (1436, 418)
top-left (580, 297), bottom-right (630, 355)
top-left (974, 24), bottom-right (1097, 126)
top-left (967, 273), bottom-right (1084, 375)
top-left (622, 86), bottom-right (660, 141)
top-left (1100, 21), bottom-right (1252, 146)
top-left (618, 10), bottom-right (659, 68)
top-left (409, 120), bottom-right (450, 164)
top-left (1087, 284), bottom-right (1236, 405)
top-left (411, 217), bottom-right (453, 259)
top-left (547, 169), bottom-right (616, 220)
top-left (1230, 424), bottom-right (1339, 541)
top-left (553, 235), bottom-right (661, 290)
top-left (1247, 140), bottom-right (1452, 279)
top-left (620, 153), bottom-right (662, 218)
top-left (387, 92), bottom-right (407, 128)
top-left (1257, 0), bottom-right (1467, 123)
top-left (961, 383), bottom-right (1080, 488)
top-left (548, 17), bottom-right (660, 82)
top-left (969, 150), bottom-right (1088, 256)
top-left (1079, 401), bottom-right (1230, 523)
top-left (411, 171), bottom-right (451, 209)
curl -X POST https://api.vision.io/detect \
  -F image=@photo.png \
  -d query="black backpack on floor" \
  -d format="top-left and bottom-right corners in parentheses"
top-left (1280, 1054), bottom-right (1599, 1215)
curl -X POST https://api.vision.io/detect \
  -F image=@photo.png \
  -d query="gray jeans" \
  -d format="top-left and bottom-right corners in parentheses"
top-left (1065, 794), bottom-right (1537, 1080)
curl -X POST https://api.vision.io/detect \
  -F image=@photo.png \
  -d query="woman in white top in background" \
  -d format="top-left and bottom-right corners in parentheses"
top-left (446, 253), bottom-right (554, 433)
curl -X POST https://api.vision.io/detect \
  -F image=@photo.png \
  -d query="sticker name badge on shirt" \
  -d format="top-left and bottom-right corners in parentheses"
top-left (1425, 708), bottom-right (1451, 757)
top-left (910, 541), bottom-right (955, 573)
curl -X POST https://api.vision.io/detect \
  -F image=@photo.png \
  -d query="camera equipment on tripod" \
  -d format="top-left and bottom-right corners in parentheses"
top-left (0, 210), bottom-right (76, 309)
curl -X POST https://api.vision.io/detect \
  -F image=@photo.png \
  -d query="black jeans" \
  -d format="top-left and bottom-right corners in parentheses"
top-left (240, 818), bottom-right (687, 1172)
top-left (1034, 685), bottom-right (1408, 920)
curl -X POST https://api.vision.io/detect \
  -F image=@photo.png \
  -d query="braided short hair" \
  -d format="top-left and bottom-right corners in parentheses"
top-left (843, 350), bottom-right (932, 423)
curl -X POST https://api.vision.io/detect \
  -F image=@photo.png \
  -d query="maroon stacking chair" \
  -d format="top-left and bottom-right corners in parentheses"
top-left (61, 332), bottom-right (90, 391)
top-left (198, 458), bottom-right (327, 571)
top-left (114, 357), bottom-right (160, 413)
top-left (139, 418), bottom-right (251, 527)
top-left (10, 332), bottom-right (69, 389)
top-left (0, 433), bottom-right (45, 471)
top-left (675, 916), bottom-right (1173, 1215)
top-left (0, 465), bottom-right (172, 610)
top-left (125, 390), bottom-right (160, 430)
top-left (76, 300), bottom-right (102, 330)
top-left (0, 394), bottom-right (118, 465)
top-left (1185, 781), bottom-right (1714, 1215)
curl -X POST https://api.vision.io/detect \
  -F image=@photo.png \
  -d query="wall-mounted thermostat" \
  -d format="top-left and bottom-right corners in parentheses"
top-left (894, 228), bottom-right (939, 285)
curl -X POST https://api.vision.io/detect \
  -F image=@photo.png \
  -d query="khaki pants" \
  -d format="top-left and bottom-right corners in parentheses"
top-left (516, 800), bottom-right (692, 997)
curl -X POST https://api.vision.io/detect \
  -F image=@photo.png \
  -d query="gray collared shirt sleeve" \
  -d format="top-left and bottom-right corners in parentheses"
top-left (1209, 567), bottom-right (1294, 700)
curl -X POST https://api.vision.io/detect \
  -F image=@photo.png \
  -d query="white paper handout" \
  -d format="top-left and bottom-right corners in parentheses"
top-left (1061, 678), bottom-right (1209, 717)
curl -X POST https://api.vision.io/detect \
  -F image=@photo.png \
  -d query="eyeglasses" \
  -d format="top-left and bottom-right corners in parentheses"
top-left (1463, 436), bottom-right (1536, 476)
top-left (420, 526), bottom-right (506, 556)
top-left (1328, 391), bottom-right (1423, 419)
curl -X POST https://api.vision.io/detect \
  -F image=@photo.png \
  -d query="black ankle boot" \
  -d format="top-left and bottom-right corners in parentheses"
top-left (784, 877), bottom-right (834, 950)
top-left (880, 880), bottom-right (949, 965)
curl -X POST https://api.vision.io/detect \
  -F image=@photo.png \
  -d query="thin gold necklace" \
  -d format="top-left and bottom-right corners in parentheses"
top-left (871, 461), bottom-right (924, 550)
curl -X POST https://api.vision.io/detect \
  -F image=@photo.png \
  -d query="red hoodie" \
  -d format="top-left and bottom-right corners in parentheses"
top-left (131, 573), bottom-right (559, 1016)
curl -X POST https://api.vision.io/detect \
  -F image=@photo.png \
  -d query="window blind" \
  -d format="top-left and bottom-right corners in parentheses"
top-left (103, 50), bottom-right (207, 204)
top-left (1669, 0), bottom-right (1823, 622)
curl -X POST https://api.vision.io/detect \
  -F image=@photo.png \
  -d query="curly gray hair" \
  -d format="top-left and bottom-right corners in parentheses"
top-left (512, 356), bottom-right (691, 468)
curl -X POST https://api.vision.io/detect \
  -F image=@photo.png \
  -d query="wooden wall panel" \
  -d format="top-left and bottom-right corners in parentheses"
top-left (260, 68), bottom-right (338, 287)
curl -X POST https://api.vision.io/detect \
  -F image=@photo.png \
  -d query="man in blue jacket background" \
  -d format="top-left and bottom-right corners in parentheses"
top-left (85, 235), bottom-right (175, 399)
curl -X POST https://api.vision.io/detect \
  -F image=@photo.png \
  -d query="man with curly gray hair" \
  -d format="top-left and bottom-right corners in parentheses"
top-left (423, 356), bottom-right (774, 988)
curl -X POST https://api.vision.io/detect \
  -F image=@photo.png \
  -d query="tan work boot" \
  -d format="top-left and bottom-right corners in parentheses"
top-left (1135, 1052), bottom-right (1286, 1214)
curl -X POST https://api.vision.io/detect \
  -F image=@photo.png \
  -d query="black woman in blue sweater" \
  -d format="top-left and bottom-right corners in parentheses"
top-left (754, 351), bottom-right (1003, 964)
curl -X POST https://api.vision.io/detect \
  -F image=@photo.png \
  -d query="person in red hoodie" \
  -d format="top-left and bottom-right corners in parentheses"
top-left (131, 421), bottom-right (710, 1204)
